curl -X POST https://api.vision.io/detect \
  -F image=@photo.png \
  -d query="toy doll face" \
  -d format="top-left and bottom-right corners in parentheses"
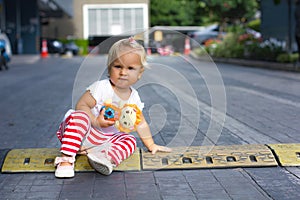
top-left (119, 106), bottom-right (137, 130)
top-left (109, 52), bottom-right (144, 90)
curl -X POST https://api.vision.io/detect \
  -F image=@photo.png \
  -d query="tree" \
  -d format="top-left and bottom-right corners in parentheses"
top-left (200, 0), bottom-right (259, 28)
top-left (150, 0), bottom-right (198, 26)
top-left (150, 0), bottom-right (259, 28)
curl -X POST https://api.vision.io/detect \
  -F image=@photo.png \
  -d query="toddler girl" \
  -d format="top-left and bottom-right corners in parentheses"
top-left (54, 37), bottom-right (172, 178)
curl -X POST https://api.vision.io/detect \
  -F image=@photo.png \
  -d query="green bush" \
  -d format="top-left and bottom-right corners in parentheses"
top-left (60, 38), bottom-right (89, 55)
top-left (213, 32), bottom-right (244, 58)
top-left (245, 39), bottom-right (284, 61)
top-left (194, 25), bottom-right (292, 62)
top-left (276, 53), bottom-right (299, 63)
top-left (74, 39), bottom-right (89, 55)
top-left (247, 19), bottom-right (261, 32)
top-left (208, 32), bottom-right (285, 61)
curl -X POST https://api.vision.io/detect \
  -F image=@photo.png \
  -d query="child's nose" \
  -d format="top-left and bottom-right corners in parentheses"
top-left (120, 68), bottom-right (127, 75)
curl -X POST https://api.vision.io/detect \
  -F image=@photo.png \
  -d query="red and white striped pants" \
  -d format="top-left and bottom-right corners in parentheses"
top-left (56, 110), bottom-right (137, 166)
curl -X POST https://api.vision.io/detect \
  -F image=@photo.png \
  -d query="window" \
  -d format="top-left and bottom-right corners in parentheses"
top-left (83, 4), bottom-right (148, 38)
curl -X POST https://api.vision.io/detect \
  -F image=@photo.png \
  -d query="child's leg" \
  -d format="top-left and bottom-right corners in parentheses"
top-left (55, 110), bottom-right (91, 178)
top-left (57, 110), bottom-right (91, 157)
top-left (86, 133), bottom-right (136, 175)
top-left (107, 133), bottom-right (137, 166)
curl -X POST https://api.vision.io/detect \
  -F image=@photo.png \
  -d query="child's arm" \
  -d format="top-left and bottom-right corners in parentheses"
top-left (136, 114), bottom-right (172, 154)
top-left (76, 91), bottom-right (114, 128)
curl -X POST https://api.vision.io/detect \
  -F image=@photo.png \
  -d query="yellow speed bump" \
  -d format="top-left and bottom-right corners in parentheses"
top-left (268, 143), bottom-right (300, 166)
top-left (1, 148), bottom-right (140, 173)
top-left (5, 144), bottom-right (295, 173)
top-left (141, 145), bottom-right (278, 170)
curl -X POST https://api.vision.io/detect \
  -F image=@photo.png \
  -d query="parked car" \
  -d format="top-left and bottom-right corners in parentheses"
top-left (188, 24), bottom-right (226, 47)
top-left (40, 38), bottom-right (64, 54)
top-left (63, 41), bottom-right (79, 55)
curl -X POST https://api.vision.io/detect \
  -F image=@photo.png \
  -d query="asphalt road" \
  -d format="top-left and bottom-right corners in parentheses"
top-left (0, 54), bottom-right (300, 200)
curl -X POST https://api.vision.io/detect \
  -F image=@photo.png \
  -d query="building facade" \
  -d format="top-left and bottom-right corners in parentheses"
top-left (0, 0), bottom-right (149, 54)
top-left (260, 0), bottom-right (297, 52)
top-left (0, 0), bottom-right (73, 54)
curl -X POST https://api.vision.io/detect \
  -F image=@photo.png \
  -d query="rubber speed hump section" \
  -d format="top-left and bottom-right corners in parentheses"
top-left (1, 148), bottom-right (140, 173)
top-left (141, 145), bottom-right (278, 170)
top-left (268, 143), bottom-right (300, 166)
top-left (6, 144), bottom-right (300, 173)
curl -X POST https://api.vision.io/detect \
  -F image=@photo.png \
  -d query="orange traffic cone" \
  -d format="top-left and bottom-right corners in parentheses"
top-left (41, 39), bottom-right (49, 58)
top-left (184, 37), bottom-right (191, 55)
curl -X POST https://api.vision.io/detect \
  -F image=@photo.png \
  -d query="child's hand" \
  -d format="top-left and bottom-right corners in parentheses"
top-left (148, 144), bottom-right (172, 155)
top-left (95, 108), bottom-right (115, 128)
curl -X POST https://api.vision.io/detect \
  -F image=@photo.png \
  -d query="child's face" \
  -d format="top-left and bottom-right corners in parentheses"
top-left (109, 52), bottom-right (144, 90)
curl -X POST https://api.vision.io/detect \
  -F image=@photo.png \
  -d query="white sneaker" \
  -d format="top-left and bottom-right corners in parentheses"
top-left (87, 153), bottom-right (113, 176)
top-left (54, 156), bottom-right (75, 178)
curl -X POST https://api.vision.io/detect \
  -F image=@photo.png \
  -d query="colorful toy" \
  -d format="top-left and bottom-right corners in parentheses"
top-left (101, 103), bottom-right (142, 133)
top-left (101, 105), bottom-right (116, 121)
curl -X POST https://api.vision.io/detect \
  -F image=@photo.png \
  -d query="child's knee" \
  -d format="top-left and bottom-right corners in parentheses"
top-left (68, 111), bottom-right (91, 131)
top-left (71, 110), bottom-right (89, 118)
top-left (70, 111), bottom-right (90, 122)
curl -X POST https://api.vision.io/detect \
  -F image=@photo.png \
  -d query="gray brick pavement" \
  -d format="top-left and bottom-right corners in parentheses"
top-left (1, 168), bottom-right (279, 200)
top-left (1, 55), bottom-right (300, 199)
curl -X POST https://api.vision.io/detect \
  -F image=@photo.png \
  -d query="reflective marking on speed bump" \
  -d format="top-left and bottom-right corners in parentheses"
top-left (141, 145), bottom-right (278, 170)
top-left (268, 143), bottom-right (300, 166)
top-left (1, 148), bottom-right (140, 173)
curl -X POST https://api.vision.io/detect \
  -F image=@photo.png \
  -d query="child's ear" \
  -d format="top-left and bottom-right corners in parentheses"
top-left (138, 68), bottom-right (144, 80)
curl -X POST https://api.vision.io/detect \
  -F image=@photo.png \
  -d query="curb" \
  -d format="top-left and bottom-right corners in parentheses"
top-left (190, 52), bottom-right (300, 72)
top-left (213, 57), bottom-right (300, 72)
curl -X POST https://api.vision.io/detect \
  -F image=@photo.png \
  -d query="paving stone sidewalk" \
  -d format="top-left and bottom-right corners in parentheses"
top-left (1, 55), bottom-right (300, 200)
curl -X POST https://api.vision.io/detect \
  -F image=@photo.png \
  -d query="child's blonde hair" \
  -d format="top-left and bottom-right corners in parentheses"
top-left (107, 37), bottom-right (147, 75)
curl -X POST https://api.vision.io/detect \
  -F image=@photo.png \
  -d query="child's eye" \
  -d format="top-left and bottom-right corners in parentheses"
top-left (114, 65), bottom-right (121, 69)
top-left (128, 66), bottom-right (135, 70)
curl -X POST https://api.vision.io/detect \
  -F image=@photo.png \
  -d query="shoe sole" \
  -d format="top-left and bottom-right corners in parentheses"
top-left (55, 170), bottom-right (74, 178)
top-left (87, 155), bottom-right (112, 176)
